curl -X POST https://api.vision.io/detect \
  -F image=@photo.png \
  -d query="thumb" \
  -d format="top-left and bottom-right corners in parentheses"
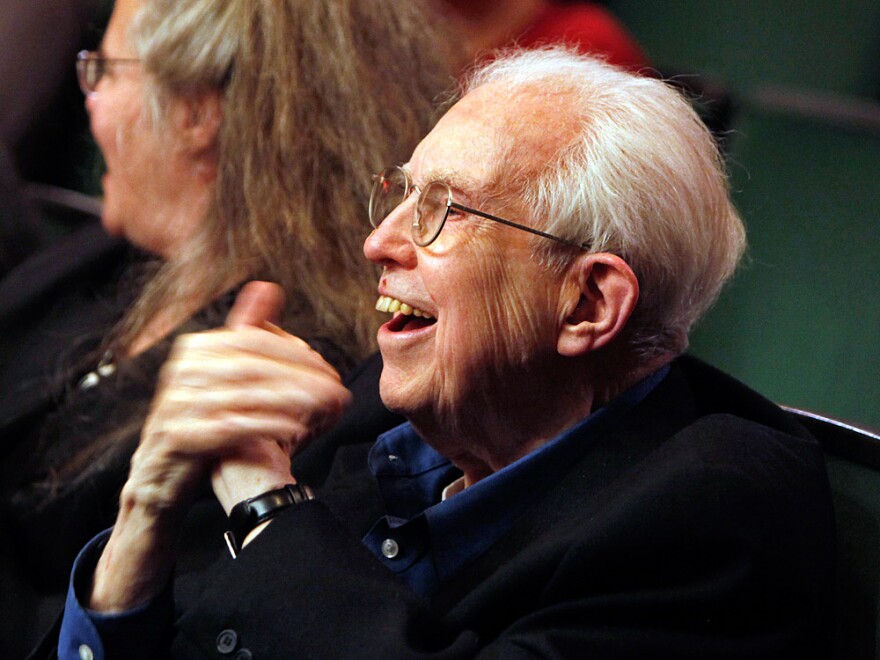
top-left (225, 281), bottom-right (286, 329)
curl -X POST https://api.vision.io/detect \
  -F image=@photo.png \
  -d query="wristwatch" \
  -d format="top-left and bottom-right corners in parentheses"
top-left (224, 483), bottom-right (314, 558)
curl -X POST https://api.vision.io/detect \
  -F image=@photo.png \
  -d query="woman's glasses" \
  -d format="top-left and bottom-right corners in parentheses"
top-left (76, 50), bottom-right (140, 96)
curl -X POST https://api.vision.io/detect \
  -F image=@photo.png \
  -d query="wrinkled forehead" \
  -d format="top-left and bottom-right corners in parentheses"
top-left (409, 81), bottom-right (577, 194)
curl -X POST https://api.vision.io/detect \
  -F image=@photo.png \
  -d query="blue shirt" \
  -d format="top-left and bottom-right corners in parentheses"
top-left (58, 366), bottom-right (669, 659)
top-left (363, 364), bottom-right (669, 596)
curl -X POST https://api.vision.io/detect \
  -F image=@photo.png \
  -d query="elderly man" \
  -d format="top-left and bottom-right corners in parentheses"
top-left (53, 48), bottom-right (833, 659)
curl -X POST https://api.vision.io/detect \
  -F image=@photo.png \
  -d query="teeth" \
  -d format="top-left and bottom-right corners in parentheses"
top-left (375, 295), bottom-right (433, 319)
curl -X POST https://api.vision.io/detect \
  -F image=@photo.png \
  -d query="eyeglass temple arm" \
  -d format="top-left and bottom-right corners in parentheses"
top-left (450, 202), bottom-right (589, 250)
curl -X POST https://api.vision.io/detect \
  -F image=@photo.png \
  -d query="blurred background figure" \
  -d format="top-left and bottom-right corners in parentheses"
top-left (0, 0), bottom-right (111, 275)
top-left (436, 0), bottom-right (648, 71)
top-left (0, 0), bottom-right (454, 655)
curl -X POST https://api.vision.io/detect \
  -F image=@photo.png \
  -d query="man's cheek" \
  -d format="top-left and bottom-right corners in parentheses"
top-left (483, 277), bottom-right (548, 365)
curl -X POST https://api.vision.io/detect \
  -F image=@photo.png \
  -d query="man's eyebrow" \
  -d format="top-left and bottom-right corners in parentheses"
top-left (408, 165), bottom-right (486, 196)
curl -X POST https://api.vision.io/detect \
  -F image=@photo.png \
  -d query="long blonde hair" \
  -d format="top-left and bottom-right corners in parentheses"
top-left (3, 0), bottom-right (457, 542)
top-left (115, 0), bottom-right (455, 361)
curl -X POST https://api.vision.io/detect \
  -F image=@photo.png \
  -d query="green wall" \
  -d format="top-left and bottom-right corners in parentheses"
top-left (606, 1), bottom-right (880, 426)
top-left (690, 111), bottom-right (880, 426)
top-left (609, 0), bottom-right (880, 97)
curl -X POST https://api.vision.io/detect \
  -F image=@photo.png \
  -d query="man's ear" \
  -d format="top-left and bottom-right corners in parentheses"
top-left (557, 253), bottom-right (639, 357)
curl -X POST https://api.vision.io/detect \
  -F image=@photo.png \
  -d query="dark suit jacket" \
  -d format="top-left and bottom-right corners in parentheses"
top-left (159, 355), bottom-right (834, 659)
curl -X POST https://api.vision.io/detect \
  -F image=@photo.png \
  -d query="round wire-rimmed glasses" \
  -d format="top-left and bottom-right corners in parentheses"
top-left (76, 50), bottom-right (140, 96)
top-left (369, 166), bottom-right (589, 249)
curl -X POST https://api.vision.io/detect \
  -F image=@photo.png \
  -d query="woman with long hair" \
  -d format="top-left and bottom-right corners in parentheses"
top-left (0, 0), bottom-right (454, 653)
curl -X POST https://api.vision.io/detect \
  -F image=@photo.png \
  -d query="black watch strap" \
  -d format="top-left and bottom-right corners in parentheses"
top-left (224, 483), bottom-right (314, 558)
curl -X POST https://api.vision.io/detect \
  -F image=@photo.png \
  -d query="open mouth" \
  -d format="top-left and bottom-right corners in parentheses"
top-left (376, 295), bottom-right (437, 332)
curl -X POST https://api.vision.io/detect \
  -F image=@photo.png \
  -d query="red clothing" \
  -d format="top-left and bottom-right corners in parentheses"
top-left (518, 3), bottom-right (649, 71)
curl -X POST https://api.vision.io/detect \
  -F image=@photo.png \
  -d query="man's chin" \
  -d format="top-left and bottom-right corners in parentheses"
top-left (377, 377), bottom-right (410, 418)
top-left (377, 365), bottom-right (427, 420)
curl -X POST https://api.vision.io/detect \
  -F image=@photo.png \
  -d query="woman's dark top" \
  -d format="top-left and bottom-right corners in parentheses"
top-left (0, 220), bottom-right (352, 657)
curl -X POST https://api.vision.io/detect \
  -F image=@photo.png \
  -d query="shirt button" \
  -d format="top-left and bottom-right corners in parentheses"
top-left (234, 650), bottom-right (254, 660)
top-left (381, 538), bottom-right (400, 558)
top-left (217, 628), bottom-right (239, 654)
top-left (78, 645), bottom-right (94, 660)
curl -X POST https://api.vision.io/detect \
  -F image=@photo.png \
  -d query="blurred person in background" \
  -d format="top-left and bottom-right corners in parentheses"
top-left (0, 0), bottom-right (453, 655)
top-left (437, 0), bottom-right (648, 71)
top-left (0, 0), bottom-right (109, 274)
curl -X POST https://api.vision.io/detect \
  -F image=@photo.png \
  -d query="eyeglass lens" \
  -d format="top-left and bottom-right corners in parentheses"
top-left (369, 168), bottom-right (408, 228)
top-left (414, 182), bottom-right (450, 246)
top-left (371, 168), bottom-right (453, 247)
top-left (76, 55), bottom-right (104, 95)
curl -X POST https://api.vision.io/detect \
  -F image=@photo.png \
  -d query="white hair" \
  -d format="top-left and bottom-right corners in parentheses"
top-left (463, 47), bottom-right (746, 360)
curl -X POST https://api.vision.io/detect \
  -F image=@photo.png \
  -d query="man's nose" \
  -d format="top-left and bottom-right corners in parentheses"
top-left (363, 199), bottom-right (417, 268)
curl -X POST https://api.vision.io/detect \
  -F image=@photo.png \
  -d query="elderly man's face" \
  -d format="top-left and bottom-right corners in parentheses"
top-left (364, 84), bottom-right (577, 451)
